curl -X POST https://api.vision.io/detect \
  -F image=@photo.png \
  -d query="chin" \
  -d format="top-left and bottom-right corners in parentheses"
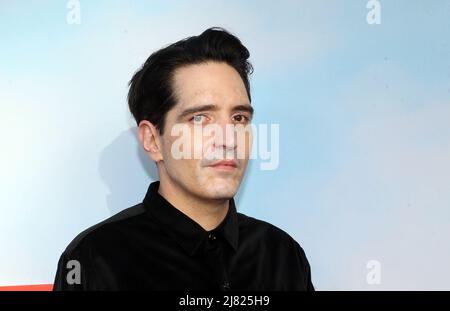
top-left (201, 180), bottom-right (239, 200)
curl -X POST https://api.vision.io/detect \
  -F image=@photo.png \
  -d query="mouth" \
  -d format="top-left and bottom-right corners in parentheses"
top-left (208, 160), bottom-right (238, 172)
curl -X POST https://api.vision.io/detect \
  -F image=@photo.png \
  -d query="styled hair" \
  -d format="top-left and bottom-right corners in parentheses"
top-left (127, 27), bottom-right (253, 135)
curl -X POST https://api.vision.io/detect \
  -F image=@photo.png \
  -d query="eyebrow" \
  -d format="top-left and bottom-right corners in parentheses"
top-left (177, 103), bottom-right (254, 120)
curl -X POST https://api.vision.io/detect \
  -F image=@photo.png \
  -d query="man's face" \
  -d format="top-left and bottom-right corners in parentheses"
top-left (159, 61), bottom-right (253, 201)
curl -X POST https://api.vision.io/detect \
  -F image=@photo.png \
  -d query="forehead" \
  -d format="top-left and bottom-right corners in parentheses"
top-left (171, 62), bottom-right (250, 110)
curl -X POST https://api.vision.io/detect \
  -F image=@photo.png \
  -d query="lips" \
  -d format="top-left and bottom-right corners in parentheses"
top-left (208, 160), bottom-right (238, 171)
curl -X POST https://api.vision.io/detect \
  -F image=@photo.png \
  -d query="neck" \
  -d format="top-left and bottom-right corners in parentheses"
top-left (158, 178), bottom-right (229, 231)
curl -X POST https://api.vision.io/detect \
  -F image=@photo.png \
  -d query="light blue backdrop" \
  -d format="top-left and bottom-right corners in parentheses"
top-left (1, 0), bottom-right (449, 290)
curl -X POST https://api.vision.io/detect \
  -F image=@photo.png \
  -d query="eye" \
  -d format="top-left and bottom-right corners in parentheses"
top-left (232, 114), bottom-right (249, 124)
top-left (190, 114), bottom-right (207, 125)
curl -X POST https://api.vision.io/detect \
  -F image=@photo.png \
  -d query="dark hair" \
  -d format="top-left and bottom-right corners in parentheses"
top-left (127, 27), bottom-right (253, 135)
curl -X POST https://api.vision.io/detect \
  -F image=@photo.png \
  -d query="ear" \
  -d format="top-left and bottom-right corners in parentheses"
top-left (138, 120), bottom-right (163, 162)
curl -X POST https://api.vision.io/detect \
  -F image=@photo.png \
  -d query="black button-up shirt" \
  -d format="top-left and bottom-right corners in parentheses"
top-left (53, 181), bottom-right (314, 290)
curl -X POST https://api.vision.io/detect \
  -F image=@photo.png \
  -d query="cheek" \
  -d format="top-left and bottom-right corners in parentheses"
top-left (162, 131), bottom-right (204, 173)
top-left (175, 161), bottom-right (196, 179)
top-left (245, 133), bottom-right (252, 156)
top-left (193, 132), bottom-right (206, 159)
top-left (236, 131), bottom-right (253, 160)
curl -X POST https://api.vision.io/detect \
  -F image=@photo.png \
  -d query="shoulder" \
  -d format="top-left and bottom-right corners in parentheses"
top-left (53, 203), bottom-right (147, 290)
top-left (62, 203), bottom-right (147, 256)
top-left (237, 211), bottom-right (305, 252)
top-left (237, 211), bottom-right (314, 290)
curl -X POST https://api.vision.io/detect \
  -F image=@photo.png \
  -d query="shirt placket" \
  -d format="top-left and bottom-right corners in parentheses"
top-left (205, 232), bottom-right (231, 291)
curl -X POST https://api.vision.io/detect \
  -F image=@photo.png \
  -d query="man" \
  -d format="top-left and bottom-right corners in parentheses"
top-left (53, 27), bottom-right (314, 291)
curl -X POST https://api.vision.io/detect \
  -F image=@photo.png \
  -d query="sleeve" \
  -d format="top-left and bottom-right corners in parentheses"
top-left (294, 241), bottom-right (315, 291)
top-left (304, 252), bottom-right (315, 291)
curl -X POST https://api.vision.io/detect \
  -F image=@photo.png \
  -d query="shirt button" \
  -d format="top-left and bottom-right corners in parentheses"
top-left (221, 281), bottom-right (231, 291)
top-left (208, 233), bottom-right (217, 240)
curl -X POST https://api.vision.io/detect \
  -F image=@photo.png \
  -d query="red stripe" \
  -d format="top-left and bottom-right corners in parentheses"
top-left (0, 284), bottom-right (53, 291)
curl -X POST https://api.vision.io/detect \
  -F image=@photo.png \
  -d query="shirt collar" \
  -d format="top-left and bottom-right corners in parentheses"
top-left (143, 181), bottom-right (239, 256)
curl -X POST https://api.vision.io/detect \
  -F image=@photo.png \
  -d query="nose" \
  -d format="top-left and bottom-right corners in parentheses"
top-left (213, 119), bottom-right (237, 152)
